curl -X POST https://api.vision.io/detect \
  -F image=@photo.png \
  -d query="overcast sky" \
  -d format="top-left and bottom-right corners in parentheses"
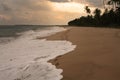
top-left (0, 0), bottom-right (103, 25)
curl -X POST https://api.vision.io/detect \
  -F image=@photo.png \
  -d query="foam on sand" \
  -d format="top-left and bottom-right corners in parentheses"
top-left (0, 26), bottom-right (76, 80)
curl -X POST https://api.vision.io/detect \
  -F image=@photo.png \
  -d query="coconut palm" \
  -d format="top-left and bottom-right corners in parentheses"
top-left (85, 6), bottom-right (91, 15)
top-left (107, 0), bottom-right (120, 9)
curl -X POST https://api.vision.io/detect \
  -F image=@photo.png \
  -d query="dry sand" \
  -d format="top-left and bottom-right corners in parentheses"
top-left (47, 27), bottom-right (120, 80)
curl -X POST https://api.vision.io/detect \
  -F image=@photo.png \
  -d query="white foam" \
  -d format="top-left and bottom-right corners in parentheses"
top-left (0, 26), bottom-right (76, 80)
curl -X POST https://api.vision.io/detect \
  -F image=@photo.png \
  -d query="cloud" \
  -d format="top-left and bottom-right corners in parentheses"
top-left (73, 0), bottom-right (103, 7)
top-left (48, 0), bottom-right (69, 2)
top-left (0, 0), bottom-right (53, 12)
top-left (0, 3), bottom-right (12, 11)
top-left (85, 0), bottom-right (103, 7)
top-left (0, 0), bottom-right (55, 25)
top-left (0, 0), bottom-right (84, 25)
top-left (0, 0), bottom-right (104, 25)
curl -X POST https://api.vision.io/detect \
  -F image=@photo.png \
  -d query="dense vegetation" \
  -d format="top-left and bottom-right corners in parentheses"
top-left (68, 0), bottom-right (120, 28)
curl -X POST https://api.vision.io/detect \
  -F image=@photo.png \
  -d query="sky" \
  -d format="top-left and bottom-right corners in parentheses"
top-left (0, 0), bottom-right (104, 25)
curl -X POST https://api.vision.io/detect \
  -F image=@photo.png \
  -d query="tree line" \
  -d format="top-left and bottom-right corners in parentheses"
top-left (68, 0), bottom-right (120, 28)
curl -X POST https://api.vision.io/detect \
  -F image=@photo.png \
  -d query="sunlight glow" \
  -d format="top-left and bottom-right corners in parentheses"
top-left (52, 2), bottom-right (85, 13)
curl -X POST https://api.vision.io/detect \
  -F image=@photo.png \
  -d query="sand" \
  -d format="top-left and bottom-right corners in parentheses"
top-left (47, 27), bottom-right (120, 80)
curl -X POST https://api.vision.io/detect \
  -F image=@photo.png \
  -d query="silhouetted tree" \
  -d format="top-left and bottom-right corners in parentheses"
top-left (68, 0), bottom-right (120, 28)
top-left (85, 6), bottom-right (91, 15)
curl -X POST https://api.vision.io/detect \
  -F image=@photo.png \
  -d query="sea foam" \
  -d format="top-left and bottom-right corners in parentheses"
top-left (0, 26), bottom-right (76, 80)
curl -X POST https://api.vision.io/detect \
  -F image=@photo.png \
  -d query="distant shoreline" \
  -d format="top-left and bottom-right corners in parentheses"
top-left (67, 25), bottom-right (120, 29)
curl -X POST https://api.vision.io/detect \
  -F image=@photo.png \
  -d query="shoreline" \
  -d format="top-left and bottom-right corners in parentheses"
top-left (0, 26), bottom-right (76, 80)
top-left (47, 27), bottom-right (120, 80)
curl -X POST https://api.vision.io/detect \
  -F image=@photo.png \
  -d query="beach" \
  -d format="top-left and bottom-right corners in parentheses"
top-left (0, 26), bottom-right (120, 80)
top-left (47, 27), bottom-right (120, 80)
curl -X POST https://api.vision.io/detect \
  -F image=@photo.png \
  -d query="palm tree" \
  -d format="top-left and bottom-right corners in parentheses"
top-left (85, 6), bottom-right (91, 15)
top-left (94, 8), bottom-right (101, 17)
top-left (107, 0), bottom-right (120, 9)
top-left (94, 8), bottom-right (102, 24)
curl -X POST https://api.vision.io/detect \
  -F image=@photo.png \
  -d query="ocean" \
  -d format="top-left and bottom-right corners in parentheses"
top-left (0, 25), bottom-right (76, 80)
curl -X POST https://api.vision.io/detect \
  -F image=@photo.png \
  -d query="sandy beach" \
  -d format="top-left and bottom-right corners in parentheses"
top-left (47, 27), bottom-right (120, 80)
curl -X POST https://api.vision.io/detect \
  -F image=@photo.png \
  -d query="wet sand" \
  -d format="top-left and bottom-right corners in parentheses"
top-left (47, 27), bottom-right (120, 80)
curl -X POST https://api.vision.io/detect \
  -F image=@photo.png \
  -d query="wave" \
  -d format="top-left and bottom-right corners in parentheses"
top-left (0, 26), bottom-right (76, 80)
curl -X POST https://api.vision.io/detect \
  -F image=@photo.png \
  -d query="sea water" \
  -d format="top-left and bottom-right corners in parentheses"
top-left (0, 25), bottom-right (76, 80)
